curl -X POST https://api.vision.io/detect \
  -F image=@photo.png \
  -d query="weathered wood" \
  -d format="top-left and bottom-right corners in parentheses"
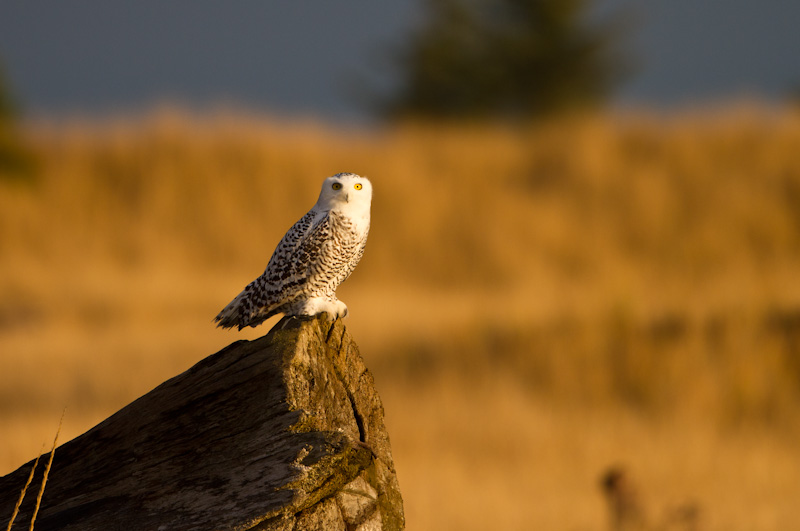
top-left (1, 315), bottom-right (404, 530)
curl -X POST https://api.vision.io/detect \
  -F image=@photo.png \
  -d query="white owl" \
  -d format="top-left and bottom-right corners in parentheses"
top-left (215, 172), bottom-right (372, 330)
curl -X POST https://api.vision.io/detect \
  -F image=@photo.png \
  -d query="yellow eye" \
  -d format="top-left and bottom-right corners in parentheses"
top-left (332, 182), bottom-right (342, 190)
top-left (354, 183), bottom-right (363, 190)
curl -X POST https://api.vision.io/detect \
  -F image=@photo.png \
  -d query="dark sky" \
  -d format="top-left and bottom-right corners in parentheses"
top-left (1, 0), bottom-right (799, 123)
top-left (611, 0), bottom-right (800, 106)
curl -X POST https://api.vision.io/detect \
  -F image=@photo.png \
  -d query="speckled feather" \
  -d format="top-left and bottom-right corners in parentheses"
top-left (215, 173), bottom-right (371, 330)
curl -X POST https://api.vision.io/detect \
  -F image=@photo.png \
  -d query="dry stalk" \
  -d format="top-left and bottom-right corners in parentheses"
top-left (28, 410), bottom-right (64, 531)
top-left (5, 445), bottom-right (44, 531)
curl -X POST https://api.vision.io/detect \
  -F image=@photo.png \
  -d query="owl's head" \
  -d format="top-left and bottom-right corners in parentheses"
top-left (316, 173), bottom-right (372, 214)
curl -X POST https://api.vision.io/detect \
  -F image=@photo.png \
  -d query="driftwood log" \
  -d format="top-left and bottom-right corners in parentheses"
top-left (0, 315), bottom-right (404, 530)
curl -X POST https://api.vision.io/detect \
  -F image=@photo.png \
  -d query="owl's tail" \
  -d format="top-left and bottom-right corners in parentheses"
top-left (214, 291), bottom-right (246, 330)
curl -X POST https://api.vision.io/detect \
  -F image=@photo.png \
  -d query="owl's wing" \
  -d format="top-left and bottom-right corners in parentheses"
top-left (261, 210), bottom-right (333, 300)
top-left (263, 211), bottom-right (318, 278)
top-left (214, 210), bottom-right (326, 329)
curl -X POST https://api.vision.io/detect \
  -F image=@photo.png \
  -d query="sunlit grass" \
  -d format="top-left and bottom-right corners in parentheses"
top-left (2, 106), bottom-right (800, 529)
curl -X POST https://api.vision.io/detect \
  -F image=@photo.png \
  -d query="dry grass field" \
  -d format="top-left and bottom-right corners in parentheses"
top-left (2, 106), bottom-right (800, 529)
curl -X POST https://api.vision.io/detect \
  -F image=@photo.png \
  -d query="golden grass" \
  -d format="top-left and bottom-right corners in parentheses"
top-left (2, 106), bottom-right (800, 529)
top-left (5, 413), bottom-right (60, 531)
top-left (5, 444), bottom-right (41, 531)
top-left (27, 411), bottom-right (61, 531)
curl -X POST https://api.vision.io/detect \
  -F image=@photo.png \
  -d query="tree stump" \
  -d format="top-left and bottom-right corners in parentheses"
top-left (0, 315), bottom-right (404, 530)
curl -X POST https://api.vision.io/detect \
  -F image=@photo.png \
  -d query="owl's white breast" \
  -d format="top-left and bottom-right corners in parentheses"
top-left (335, 201), bottom-right (371, 235)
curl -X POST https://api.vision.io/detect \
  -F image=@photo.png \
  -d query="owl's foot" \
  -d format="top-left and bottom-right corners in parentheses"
top-left (328, 299), bottom-right (348, 319)
top-left (293, 297), bottom-right (348, 319)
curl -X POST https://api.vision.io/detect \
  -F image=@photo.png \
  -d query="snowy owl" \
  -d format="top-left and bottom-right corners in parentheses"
top-left (215, 172), bottom-right (371, 330)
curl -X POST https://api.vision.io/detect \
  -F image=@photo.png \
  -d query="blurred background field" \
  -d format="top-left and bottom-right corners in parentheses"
top-left (3, 1), bottom-right (800, 529)
top-left (2, 107), bottom-right (800, 529)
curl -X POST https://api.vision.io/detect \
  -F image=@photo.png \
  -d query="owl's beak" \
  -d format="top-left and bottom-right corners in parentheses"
top-left (343, 193), bottom-right (350, 203)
